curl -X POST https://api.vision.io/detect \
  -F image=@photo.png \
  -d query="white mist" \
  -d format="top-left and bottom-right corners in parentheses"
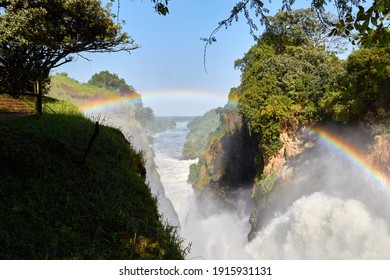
top-left (153, 122), bottom-right (252, 259)
top-left (153, 121), bottom-right (390, 259)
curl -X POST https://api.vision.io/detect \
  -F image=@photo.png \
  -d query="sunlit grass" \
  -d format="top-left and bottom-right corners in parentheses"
top-left (51, 74), bottom-right (120, 99)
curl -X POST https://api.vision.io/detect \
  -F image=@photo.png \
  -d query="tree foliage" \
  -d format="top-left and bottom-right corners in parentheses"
top-left (236, 7), bottom-right (389, 158)
top-left (319, 46), bottom-right (390, 121)
top-left (151, 0), bottom-right (170, 15)
top-left (318, 0), bottom-right (390, 47)
top-left (236, 9), bottom-right (346, 157)
top-left (198, 0), bottom-right (390, 49)
top-left (0, 0), bottom-right (137, 94)
top-left (88, 70), bottom-right (136, 94)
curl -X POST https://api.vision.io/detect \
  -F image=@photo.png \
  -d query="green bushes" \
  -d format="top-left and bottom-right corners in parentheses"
top-left (254, 172), bottom-right (279, 196)
top-left (319, 46), bottom-right (390, 121)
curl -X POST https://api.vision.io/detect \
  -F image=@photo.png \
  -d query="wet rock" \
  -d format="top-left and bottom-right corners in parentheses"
top-left (248, 209), bottom-right (259, 242)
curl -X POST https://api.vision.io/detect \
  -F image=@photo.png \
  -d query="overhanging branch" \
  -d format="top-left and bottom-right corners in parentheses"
top-left (201, 0), bottom-right (269, 73)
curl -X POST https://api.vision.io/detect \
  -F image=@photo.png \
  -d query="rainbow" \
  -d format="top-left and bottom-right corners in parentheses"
top-left (140, 89), bottom-right (230, 106)
top-left (79, 94), bottom-right (142, 115)
top-left (78, 89), bottom-right (236, 116)
top-left (307, 126), bottom-right (390, 189)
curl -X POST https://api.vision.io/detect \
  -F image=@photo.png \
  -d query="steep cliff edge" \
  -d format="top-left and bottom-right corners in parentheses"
top-left (188, 106), bottom-right (259, 200)
top-left (0, 98), bottom-right (185, 259)
top-left (182, 108), bottom-right (220, 160)
top-left (49, 73), bottom-right (180, 227)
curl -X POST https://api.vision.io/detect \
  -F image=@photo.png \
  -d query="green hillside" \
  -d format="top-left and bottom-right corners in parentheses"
top-left (49, 73), bottom-right (175, 133)
top-left (50, 73), bottom-right (140, 102)
top-left (0, 98), bottom-right (185, 259)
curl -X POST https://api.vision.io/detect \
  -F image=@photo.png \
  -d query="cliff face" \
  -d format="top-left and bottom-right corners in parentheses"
top-left (186, 103), bottom-right (389, 244)
top-left (189, 107), bottom-right (259, 198)
top-left (248, 116), bottom-right (390, 240)
top-left (367, 133), bottom-right (390, 171)
top-left (48, 74), bottom-right (180, 227)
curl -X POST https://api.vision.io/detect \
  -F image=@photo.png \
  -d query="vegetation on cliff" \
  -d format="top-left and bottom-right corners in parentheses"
top-left (187, 8), bottom-right (389, 202)
top-left (182, 108), bottom-right (221, 160)
top-left (0, 98), bottom-right (185, 259)
top-left (234, 9), bottom-right (390, 159)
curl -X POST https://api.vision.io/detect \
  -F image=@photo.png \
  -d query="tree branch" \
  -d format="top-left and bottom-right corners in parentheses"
top-left (201, 0), bottom-right (270, 73)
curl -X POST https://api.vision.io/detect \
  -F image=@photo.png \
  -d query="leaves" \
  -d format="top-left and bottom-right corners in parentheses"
top-left (0, 0), bottom-right (138, 93)
top-left (237, 9), bottom-right (346, 157)
top-left (151, 0), bottom-right (169, 15)
top-left (88, 70), bottom-right (136, 94)
top-left (214, 1), bottom-right (390, 52)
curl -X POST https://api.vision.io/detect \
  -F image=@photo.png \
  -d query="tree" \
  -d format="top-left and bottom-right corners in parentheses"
top-left (235, 9), bottom-right (346, 157)
top-left (0, 0), bottom-right (137, 94)
top-left (319, 46), bottom-right (390, 121)
top-left (88, 70), bottom-right (136, 94)
top-left (316, 0), bottom-right (390, 47)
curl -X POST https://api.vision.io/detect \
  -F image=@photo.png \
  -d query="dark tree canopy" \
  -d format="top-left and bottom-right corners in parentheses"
top-left (151, 0), bottom-right (170, 15)
top-left (0, 0), bottom-right (137, 93)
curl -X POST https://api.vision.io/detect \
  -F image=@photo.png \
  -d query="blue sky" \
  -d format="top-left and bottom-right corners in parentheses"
top-left (58, 0), bottom-right (313, 116)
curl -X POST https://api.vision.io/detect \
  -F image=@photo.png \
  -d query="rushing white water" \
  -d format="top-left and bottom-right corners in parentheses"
top-left (246, 192), bottom-right (390, 259)
top-left (152, 120), bottom-right (390, 259)
top-left (153, 122), bottom-right (252, 259)
top-left (152, 122), bottom-right (197, 229)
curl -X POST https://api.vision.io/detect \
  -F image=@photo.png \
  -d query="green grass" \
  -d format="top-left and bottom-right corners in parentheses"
top-left (50, 74), bottom-right (121, 100)
top-left (0, 98), bottom-right (185, 259)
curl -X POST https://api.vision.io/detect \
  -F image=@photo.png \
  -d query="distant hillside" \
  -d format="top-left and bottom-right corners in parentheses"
top-left (50, 73), bottom-right (175, 134)
top-left (182, 108), bottom-right (221, 160)
top-left (50, 73), bottom-right (140, 101)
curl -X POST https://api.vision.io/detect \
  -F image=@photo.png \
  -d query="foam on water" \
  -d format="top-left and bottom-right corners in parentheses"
top-left (152, 121), bottom-right (390, 260)
top-left (246, 192), bottom-right (390, 259)
top-left (153, 121), bottom-right (252, 259)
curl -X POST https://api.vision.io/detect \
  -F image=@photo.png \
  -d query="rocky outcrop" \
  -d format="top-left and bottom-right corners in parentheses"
top-left (186, 103), bottom-right (390, 244)
top-left (189, 107), bottom-right (259, 199)
top-left (367, 133), bottom-right (390, 172)
top-left (262, 129), bottom-right (306, 175)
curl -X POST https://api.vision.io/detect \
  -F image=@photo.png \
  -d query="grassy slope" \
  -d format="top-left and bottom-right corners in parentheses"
top-left (0, 98), bottom-right (184, 259)
top-left (50, 73), bottom-right (128, 100)
top-left (50, 74), bottom-right (177, 134)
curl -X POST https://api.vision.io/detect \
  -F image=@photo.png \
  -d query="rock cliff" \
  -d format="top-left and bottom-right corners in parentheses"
top-left (188, 107), bottom-right (259, 200)
top-left (248, 115), bottom-right (390, 240)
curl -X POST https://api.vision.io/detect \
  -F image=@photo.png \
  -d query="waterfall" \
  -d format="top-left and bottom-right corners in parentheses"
top-left (152, 120), bottom-right (390, 260)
